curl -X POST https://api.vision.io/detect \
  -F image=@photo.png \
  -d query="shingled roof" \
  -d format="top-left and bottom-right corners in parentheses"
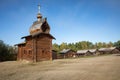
top-left (14, 42), bottom-right (26, 46)
top-left (99, 47), bottom-right (116, 52)
top-left (60, 49), bottom-right (71, 54)
top-left (77, 50), bottom-right (89, 54)
top-left (89, 49), bottom-right (98, 53)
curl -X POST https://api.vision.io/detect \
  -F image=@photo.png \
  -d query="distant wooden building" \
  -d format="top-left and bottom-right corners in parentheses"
top-left (15, 5), bottom-right (55, 62)
top-left (98, 47), bottom-right (120, 54)
top-left (88, 49), bottom-right (100, 56)
top-left (76, 50), bottom-right (92, 57)
top-left (76, 50), bottom-right (88, 57)
top-left (59, 49), bottom-right (76, 58)
top-left (109, 47), bottom-right (120, 54)
top-left (98, 48), bottom-right (110, 54)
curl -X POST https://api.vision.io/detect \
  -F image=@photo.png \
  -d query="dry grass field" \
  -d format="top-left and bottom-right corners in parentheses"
top-left (0, 54), bottom-right (120, 80)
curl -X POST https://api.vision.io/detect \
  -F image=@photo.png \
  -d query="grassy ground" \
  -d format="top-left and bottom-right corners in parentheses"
top-left (0, 54), bottom-right (120, 80)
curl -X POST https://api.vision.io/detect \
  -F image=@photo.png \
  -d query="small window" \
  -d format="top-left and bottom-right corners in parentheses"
top-left (29, 50), bottom-right (32, 54)
top-left (24, 50), bottom-right (26, 54)
top-left (42, 50), bottom-right (44, 53)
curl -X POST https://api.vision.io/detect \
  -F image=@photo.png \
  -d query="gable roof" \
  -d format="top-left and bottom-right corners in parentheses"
top-left (60, 49), bottom-right (71, 54)
top-left (99, 47), bottom-right (116, 51)
top-left (89, 49), bottom-right (97, 53)
top-left (77, 50), bottom-right (89, 54)
top-left (109, 47), bottom-right (116, 50)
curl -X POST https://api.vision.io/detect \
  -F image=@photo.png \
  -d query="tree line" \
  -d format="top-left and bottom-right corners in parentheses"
top-left (52, 40), bottom-right (120, 52)
top-left (0, 40), bottom-right (17, 61)
top-left (0, 39), bottom-right (120, 61)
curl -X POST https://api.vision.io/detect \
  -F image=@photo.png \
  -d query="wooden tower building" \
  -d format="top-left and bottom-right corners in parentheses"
top-left (16, 5), bottom-right (55, 62)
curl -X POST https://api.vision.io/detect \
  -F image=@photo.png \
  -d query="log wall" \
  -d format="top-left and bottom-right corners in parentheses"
top-left (36, 36), bottom-right (52, 61)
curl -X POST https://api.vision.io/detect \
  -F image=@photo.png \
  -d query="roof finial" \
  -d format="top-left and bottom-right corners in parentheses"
top-left (37, 3), bottom-right (42, 21)
top-left (38, 4), bottom-right (40, 13)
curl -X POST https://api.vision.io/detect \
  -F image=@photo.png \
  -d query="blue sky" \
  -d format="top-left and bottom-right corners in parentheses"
top-left (0, 0), bottom-right (120, 46)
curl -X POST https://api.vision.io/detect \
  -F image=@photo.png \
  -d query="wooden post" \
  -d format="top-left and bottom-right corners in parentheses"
top-left (50, 39), bottom-right (53, 60)
top-left (33, 38), bottom-right (37, 62)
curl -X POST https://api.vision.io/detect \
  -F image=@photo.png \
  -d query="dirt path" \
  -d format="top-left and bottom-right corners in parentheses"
top-left (0, 55), bottom-right (120, 80)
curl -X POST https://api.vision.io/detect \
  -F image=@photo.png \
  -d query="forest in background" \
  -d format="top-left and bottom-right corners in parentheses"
top-left (52, 40), bottom-right (120, 52)
top-left (0, 40), bottom-right (17, 61)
